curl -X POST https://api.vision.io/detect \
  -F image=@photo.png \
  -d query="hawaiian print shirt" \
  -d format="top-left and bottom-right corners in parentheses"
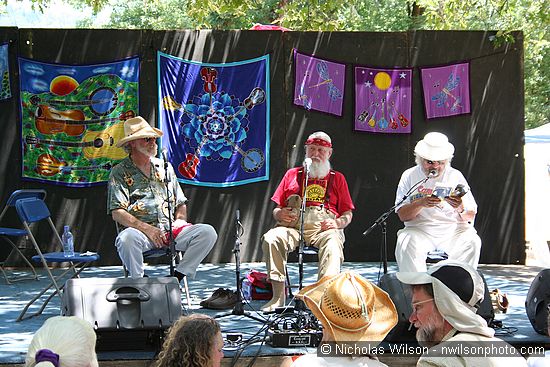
top-left (107, 156), bottom-right (187, 230)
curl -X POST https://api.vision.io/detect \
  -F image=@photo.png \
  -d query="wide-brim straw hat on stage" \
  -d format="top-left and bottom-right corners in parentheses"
top-left (116, 116), bottom-right (163, 147)
top-left (297, 271), bottom-right (397, 343)
top-left (414, 132), bottom-right (455, 161)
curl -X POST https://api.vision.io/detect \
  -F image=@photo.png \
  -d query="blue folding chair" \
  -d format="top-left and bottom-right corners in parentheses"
top-left (0, 189), bottom-right (47, 284)
top-left (14, 197), bottom-right (100, 321)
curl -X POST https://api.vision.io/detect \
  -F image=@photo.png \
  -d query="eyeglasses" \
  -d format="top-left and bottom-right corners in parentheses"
top-left (143, 137), bottom-right (156, 143)
top-left (411, 298), bottom-right (434, 314)
top-left (424, 159), bottom-right (445, 165)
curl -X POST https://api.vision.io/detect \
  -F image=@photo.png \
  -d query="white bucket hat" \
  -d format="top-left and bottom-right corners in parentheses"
top-left (396, 260), bottom-right (494, 337)
top-left (414, 132), bottom-right (455, 161)
top-left (116, 116), bottom-right (163, 147)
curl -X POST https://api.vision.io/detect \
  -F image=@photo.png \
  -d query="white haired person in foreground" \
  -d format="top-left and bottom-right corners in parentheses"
top-left (281, 271), bottom-right (398, 366)
top-left (395, 132), bottom-right (481, 272)
top-left (25, 316), bottom-right (98, 367)
top-left (397, 260), bottom-right (527, 367)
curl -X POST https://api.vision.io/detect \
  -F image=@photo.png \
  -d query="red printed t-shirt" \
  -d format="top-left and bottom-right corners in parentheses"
top-left (271, 167), bottom-right (355, 216)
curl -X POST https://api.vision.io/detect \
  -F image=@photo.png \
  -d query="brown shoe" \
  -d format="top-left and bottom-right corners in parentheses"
top-left (200, 288), bottom-right (227, 307)
top-left (204, 289), bottom-right (238, 310)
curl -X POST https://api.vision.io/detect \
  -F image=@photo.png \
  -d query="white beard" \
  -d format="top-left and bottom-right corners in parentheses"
top-left (308, 159), bottom-right (331, 179)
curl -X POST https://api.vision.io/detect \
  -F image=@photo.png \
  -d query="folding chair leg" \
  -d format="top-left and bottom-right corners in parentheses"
top-left (0, 237), bottom-right (38, 285)
top-left (182, 276), bottom-right (191, 309)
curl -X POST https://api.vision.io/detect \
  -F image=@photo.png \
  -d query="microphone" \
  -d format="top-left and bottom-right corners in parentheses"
top-left (428, 169), bottom-right (438, 178)
top-left (161, 148), bottom-right (169, 163)
top-left (303, 158), bottom-right (312, 170)
top-left (236, 209), bottom-right (240, 222)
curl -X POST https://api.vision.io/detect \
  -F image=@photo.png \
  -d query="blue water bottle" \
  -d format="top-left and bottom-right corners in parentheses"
top-left (62, 225), bottom-right (75, 257)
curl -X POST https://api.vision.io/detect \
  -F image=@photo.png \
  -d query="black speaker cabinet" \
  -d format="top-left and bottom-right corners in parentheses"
top-left (379, 270), bottom-right (494, 342)
top-left (526, 269), bottom-right (550, 335)
top-left (62, 277), bottom-right (182, 350)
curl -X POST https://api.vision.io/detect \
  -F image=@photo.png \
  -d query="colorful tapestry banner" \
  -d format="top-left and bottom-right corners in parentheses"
top-left (18, 56), bottom-right (139, 187)
top-left (293, 50), bottom-right (345, 116)
top-left (420, 62), bottom-right (471, 119)
top-left (158, 52), bottom-right (270, 187)
top-left (0, 43), bottom-right (11, 100)
top-left (354, 66), bottom-right (412, 134)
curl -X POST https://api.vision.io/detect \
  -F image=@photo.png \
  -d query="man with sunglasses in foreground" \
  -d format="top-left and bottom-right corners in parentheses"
top-left (394, 132), bottom-right (481, 272)
top-left (108, 116), bottom-right (217, 282)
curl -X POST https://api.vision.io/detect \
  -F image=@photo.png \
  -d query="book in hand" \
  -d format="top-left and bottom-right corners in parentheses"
top-left (432, 183), bottom-right (469, 199)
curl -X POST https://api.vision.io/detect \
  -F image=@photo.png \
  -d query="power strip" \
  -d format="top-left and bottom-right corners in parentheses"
top-left (267, 328), bottom-right (323, 348)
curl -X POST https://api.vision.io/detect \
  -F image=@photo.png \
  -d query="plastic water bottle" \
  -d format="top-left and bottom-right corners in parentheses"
top-left (62, 225), bottom-right (75, 257)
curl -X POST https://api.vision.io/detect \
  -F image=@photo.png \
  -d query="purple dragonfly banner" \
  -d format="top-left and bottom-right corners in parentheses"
top-left (158, 52), bottom-right (270, 188)
top-left (0, 43), bottom-right (11, 100)
top-left (18, 56), bottom-right (139, 187)
top-left (354, 66), bottom-right (412, 134)
top-left (420, 62), bottom-right (470, 119)
top-left (293, 50), bottom-right (345, 116)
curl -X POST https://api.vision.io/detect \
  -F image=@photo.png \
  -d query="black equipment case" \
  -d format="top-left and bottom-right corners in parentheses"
top-left (62, 277), bottom-right (182, 350)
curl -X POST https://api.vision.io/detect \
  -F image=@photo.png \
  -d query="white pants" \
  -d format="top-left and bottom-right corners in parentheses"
top-left (395, 226), bottom-right (481, 272)
top-left (116, 224), bottom-right (217, 278)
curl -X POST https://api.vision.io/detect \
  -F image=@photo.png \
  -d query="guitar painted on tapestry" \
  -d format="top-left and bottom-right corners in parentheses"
top-left (178, 136), bottom-right (208, 179)
top-left (30, 86), bottom-right (118, 116)
top-left (201, 67), bottom-right (217, 110)
top-left (35, 153), bottom-right (112, 177)
top-left (26, 118), bottom-right (130, 160)
top-left (34, 106), bottom-right (134, 137)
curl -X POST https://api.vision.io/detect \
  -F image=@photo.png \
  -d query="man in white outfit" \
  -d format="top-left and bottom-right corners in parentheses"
top-left (394, 132), bottom-right (481, 272)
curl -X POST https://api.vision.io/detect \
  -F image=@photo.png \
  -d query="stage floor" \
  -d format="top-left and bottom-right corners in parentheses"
top-left (0, 262), bottom-right (549, 366)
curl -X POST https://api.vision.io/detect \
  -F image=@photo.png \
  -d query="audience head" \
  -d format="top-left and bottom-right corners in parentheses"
top-left (297, 271), bottom-right (398, 344)
top-left (155, 314), bottom-right (223, 367)
top-left (25, 316), bottom-right (98, 367)
top-left (397, 260), bottom-right (494, 347)
top-left (304, 131), bottom-right (333, 178)
top-left (414, 132), bottom-right (454, 177)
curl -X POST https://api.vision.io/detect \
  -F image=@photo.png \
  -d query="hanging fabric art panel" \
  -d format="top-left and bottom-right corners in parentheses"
top-left (158, 52), bottom-right (270, 187)
top-left (293, 49), bottom-right (345, 116)
top-left (0, 43), bottom-right (12, 100)
top-left (420, 62), bottom-right (470, 119)
top-left (18, 56), bottom-right (139, 187)
top-left (354, 66), bottom-right (412, 134)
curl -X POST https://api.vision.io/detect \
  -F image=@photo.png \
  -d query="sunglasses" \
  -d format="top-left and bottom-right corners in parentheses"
top-left (143, 137), bottom-right (156, 143)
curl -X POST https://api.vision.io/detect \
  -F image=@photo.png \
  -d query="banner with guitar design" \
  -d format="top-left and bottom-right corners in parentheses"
top-left (293, 50), bottom-right (345, 116)
top-left (354, 66), bottom-right (412, 134)
top-left (158, 52), bottom-right (270, 187)
top-left (18, 56), bottom-right (139, 186)
top-left (0, 43), bottom-right (11, 101)
top-left (420, 62), bottom-right (471, 119)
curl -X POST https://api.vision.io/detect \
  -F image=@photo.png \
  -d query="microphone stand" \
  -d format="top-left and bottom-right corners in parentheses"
top-left (295, 163), bottom-right (310, 311)
top-left (362, 174), bottom-right (432, 274)
top-left (162, 154), bottom-right (176, 277)
top-left (215, 209), bottom-right (264, 323)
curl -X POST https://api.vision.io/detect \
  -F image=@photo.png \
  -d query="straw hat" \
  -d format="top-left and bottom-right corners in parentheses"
top-left (116, 116), bottom-right (163, 147)
top-left (297, 271), bottom-right (397, 343)
top-left (414, 132), bottom-right (454, 161)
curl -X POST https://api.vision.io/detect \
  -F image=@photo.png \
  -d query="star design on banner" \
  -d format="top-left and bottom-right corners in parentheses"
top-left (399, 72), bottom-right (407, 79)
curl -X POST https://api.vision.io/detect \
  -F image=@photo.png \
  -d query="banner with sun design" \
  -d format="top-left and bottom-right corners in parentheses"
top-left (293, 50), bottom-right (345, 116)
top-left (354, 66), bottom-right (412, 134)
top-left (158, 52), bottom-right (269, 187)
top-left (0, 43), bottom-right (11, 101)
top-left (420, 62), bottom-right (471, 119)
top-left (18, 56), bottom-right (139, 187)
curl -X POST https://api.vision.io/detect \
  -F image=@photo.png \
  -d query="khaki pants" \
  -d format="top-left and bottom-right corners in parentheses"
top-left (262, 207), bottom-right (345, 282)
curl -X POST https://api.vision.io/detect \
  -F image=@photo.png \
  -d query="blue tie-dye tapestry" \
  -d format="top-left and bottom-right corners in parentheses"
top-left (158, 52), bottom-right (270, 187)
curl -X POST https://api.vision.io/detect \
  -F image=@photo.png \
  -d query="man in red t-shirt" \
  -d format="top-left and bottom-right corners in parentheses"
top-left (261, 131), bottom-right (355, 312)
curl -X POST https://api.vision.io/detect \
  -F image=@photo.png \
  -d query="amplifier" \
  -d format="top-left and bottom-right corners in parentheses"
top-left (267, 329), bottom-right (323, 348)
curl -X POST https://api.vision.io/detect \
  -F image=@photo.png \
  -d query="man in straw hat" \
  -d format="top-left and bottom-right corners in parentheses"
top-left (261, 131), bottom-right (355, 312)
top-left (280, 271), bottom-right (398, 366)
top-left (397, 260), bottom-right (527, 366)
top-left (394, 132), bottom-right (481, 272)
top-left (107, 116), bottom-right (217, 281)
